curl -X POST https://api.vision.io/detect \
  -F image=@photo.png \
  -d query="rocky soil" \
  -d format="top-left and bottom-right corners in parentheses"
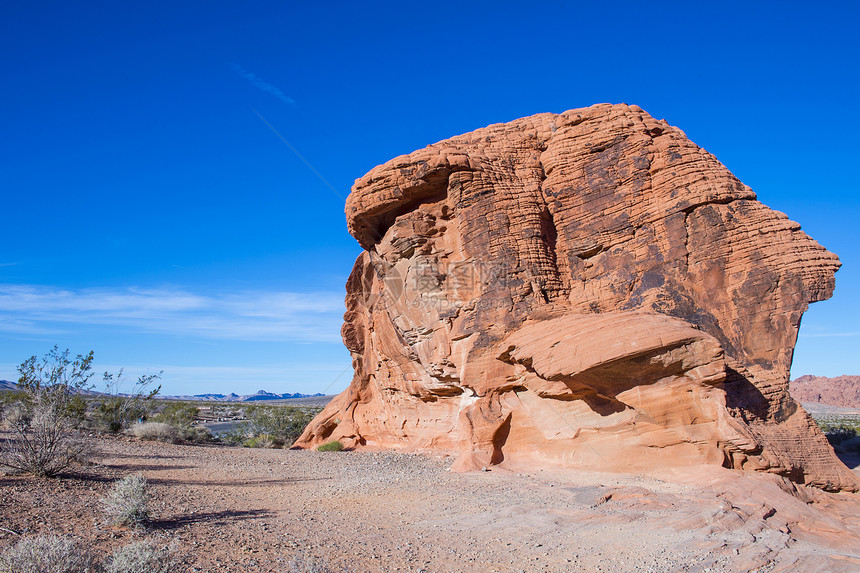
top-left (2, 434), bottom-right (859, 572)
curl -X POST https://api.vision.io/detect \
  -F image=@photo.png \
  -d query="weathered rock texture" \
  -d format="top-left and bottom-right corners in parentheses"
top-left (791, 375), bottom-right (860, 409)
top-left (295, 103), bottom-right (858, 491)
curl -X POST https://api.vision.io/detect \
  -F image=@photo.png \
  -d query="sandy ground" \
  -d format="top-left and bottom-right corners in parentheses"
top-left (1, 434), bottom-right (859, 572)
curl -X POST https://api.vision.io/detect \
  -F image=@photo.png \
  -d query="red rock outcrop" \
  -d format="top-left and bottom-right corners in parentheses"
top-left (295, 103), bottom-right (858, 491)
top-left (791, 375), bottom-right (860, 409)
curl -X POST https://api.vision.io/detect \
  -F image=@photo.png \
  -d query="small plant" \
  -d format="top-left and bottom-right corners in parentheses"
top-left (0, 534), bottom-right (97, 573)
top-left (243, 434), bottom-right (284, 449)
top-left (317, 440), bottom-right (343, 452)
top-left (130, 422), bottom-right (180, 443)
top-left (286, 552), bottom-right (350, 573)
top-left (102, 474), bottom-right (150, 528)
top-left (104, 539), bottom-right (182, 573)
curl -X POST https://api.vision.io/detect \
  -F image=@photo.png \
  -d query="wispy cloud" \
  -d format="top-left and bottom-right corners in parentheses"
top-left (799, 331), bottom-right (860, 338)
top-left (228, 63), bottom-right (295, 105)
top-left (0, 284), bottom-right (344, 342)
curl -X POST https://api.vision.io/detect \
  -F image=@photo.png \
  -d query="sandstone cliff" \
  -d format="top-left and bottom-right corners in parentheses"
top-left (295, 103), bottom-right (858, 492)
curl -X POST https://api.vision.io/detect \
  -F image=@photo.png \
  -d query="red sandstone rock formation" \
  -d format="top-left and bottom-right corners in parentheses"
top-left (295, 103), bottom-right (859, 492)
top-left (791, 375), bottom-right (860, 409)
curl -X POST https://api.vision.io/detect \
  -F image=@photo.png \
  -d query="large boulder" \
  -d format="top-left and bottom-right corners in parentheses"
top-left (295, 103), bottom-right (858, 492)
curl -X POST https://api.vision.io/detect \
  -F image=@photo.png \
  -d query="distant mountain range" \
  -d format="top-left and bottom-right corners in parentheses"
top-left (0, 381), bottom-right (323, 402)
top-left (160, 390), bottom-right (325, 402)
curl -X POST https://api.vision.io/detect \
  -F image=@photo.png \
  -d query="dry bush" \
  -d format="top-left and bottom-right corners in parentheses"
top-left (101, 474), bottom-right (150, 528)
top-left (286, 552), bottom-right (351, 573)
top-left (129, 422), bottom-right (180, 443)
top-left (0, 397), bottom-right (86, 477)
top-left (0, 534), bottom-right (98, 573)
top-left (104, 539), bottom-right (183, 573)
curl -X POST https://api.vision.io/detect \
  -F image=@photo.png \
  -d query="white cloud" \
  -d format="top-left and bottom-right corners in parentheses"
top-left (0, 284), bottom-right (345, 343)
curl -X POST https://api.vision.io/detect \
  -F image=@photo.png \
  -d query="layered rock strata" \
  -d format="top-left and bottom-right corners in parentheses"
top-left (295, 103), bottom-right (858, 491)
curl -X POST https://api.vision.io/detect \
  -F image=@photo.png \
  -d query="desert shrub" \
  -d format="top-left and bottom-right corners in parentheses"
top-left (825, 425), bottom-right (859, 448)
top-left (101, 474), bottom-right (150, 528)
top-left (104, 539), bottom-right (182, 573)
top-left (0, 397), bottom-right (86, 477)
top-left (286, 552), bottom-right (350, 573)
top-left (246, 405), bottom-right (314, 445)
top-left (243, 434), bottom-right (284, 449)
top-left (317, 440), bottom-right (343, 452)
top-left (95, 370), bottom-right (161, 433)
top-left (0, 347), bottom-right (96, 477)
top-left (130, 422), bottom-right (180, 443)
top-left (178, 425), bottom-right (213, 444)
top-left (217, 424), bottom-right (251, 446)
top-left (152, 403), bottom-right (198, 428)
top-left (0, 534), bottom-right (97, 573)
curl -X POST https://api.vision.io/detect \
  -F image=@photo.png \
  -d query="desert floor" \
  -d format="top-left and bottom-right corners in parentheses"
top-left (1, 434), bottom-right (859, 572)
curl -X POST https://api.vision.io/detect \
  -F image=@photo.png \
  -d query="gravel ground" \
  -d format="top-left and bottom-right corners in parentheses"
top-left (1, 433), bottom-right (859, 572)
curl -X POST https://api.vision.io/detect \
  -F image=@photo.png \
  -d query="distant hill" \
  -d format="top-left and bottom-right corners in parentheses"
top-left (790, 375), bottom-right (860, 409)
top-left (0, 380), bottom-right (324, 403)
top-left (158, 389), bottom-right (326, 402)
top-left (0, 380), bottom-right (19, 392)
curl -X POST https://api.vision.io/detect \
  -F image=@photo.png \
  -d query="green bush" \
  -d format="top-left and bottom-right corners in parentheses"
top-left (0, 534), bottom-right (97, 573)
top-left (242, 434), bottom-right (284, 449)
top-left (825, 426), bottom-right (858, 446)
top-left (101, 474), bottom-right (150, 528)
top-left (317, 440), bottom-right (343, 452)
top-left (245, 405), bottom-right (315, 445)
top-left (214, 424), bottom-right (249, 446)
top-left (152, 403), bottom-right (198, 428)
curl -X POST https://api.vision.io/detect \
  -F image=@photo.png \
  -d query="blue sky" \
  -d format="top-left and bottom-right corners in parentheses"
top-left (1, 1), bottom-right (858, 395)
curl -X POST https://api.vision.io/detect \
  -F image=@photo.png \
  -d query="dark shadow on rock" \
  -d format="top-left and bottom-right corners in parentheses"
top-left (722, 367), bottom-right (769, 421)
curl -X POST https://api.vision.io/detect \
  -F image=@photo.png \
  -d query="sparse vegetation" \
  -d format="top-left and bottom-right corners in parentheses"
top-left (286, 552), bottom-right (351, 573)
top-left (130, 421), bottom-right (180, 443)
top-left (104, 539), bottom-right (182, 573)
top-left (0, 534), bottom-right (97, 573)
top-left (0, 534), bottom-right (183, 573)
top-left (244, 404), bottom-right (315, 447)
top-left (217, 424), bottom-right (251, 446)
top-left (317, 440), bottom-right (343, 452)
top-left (101, 474), bottom-right (150, 528)
top-left (95, 369), bottom-right (162, 433)
top-left (152, 403), bottom-right (198, 428)
top-left (0, 347), bottom-right (95, 477)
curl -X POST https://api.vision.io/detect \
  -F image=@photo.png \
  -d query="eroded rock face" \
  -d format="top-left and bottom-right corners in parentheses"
top-left (295, 103), bottom-right (858, 491)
